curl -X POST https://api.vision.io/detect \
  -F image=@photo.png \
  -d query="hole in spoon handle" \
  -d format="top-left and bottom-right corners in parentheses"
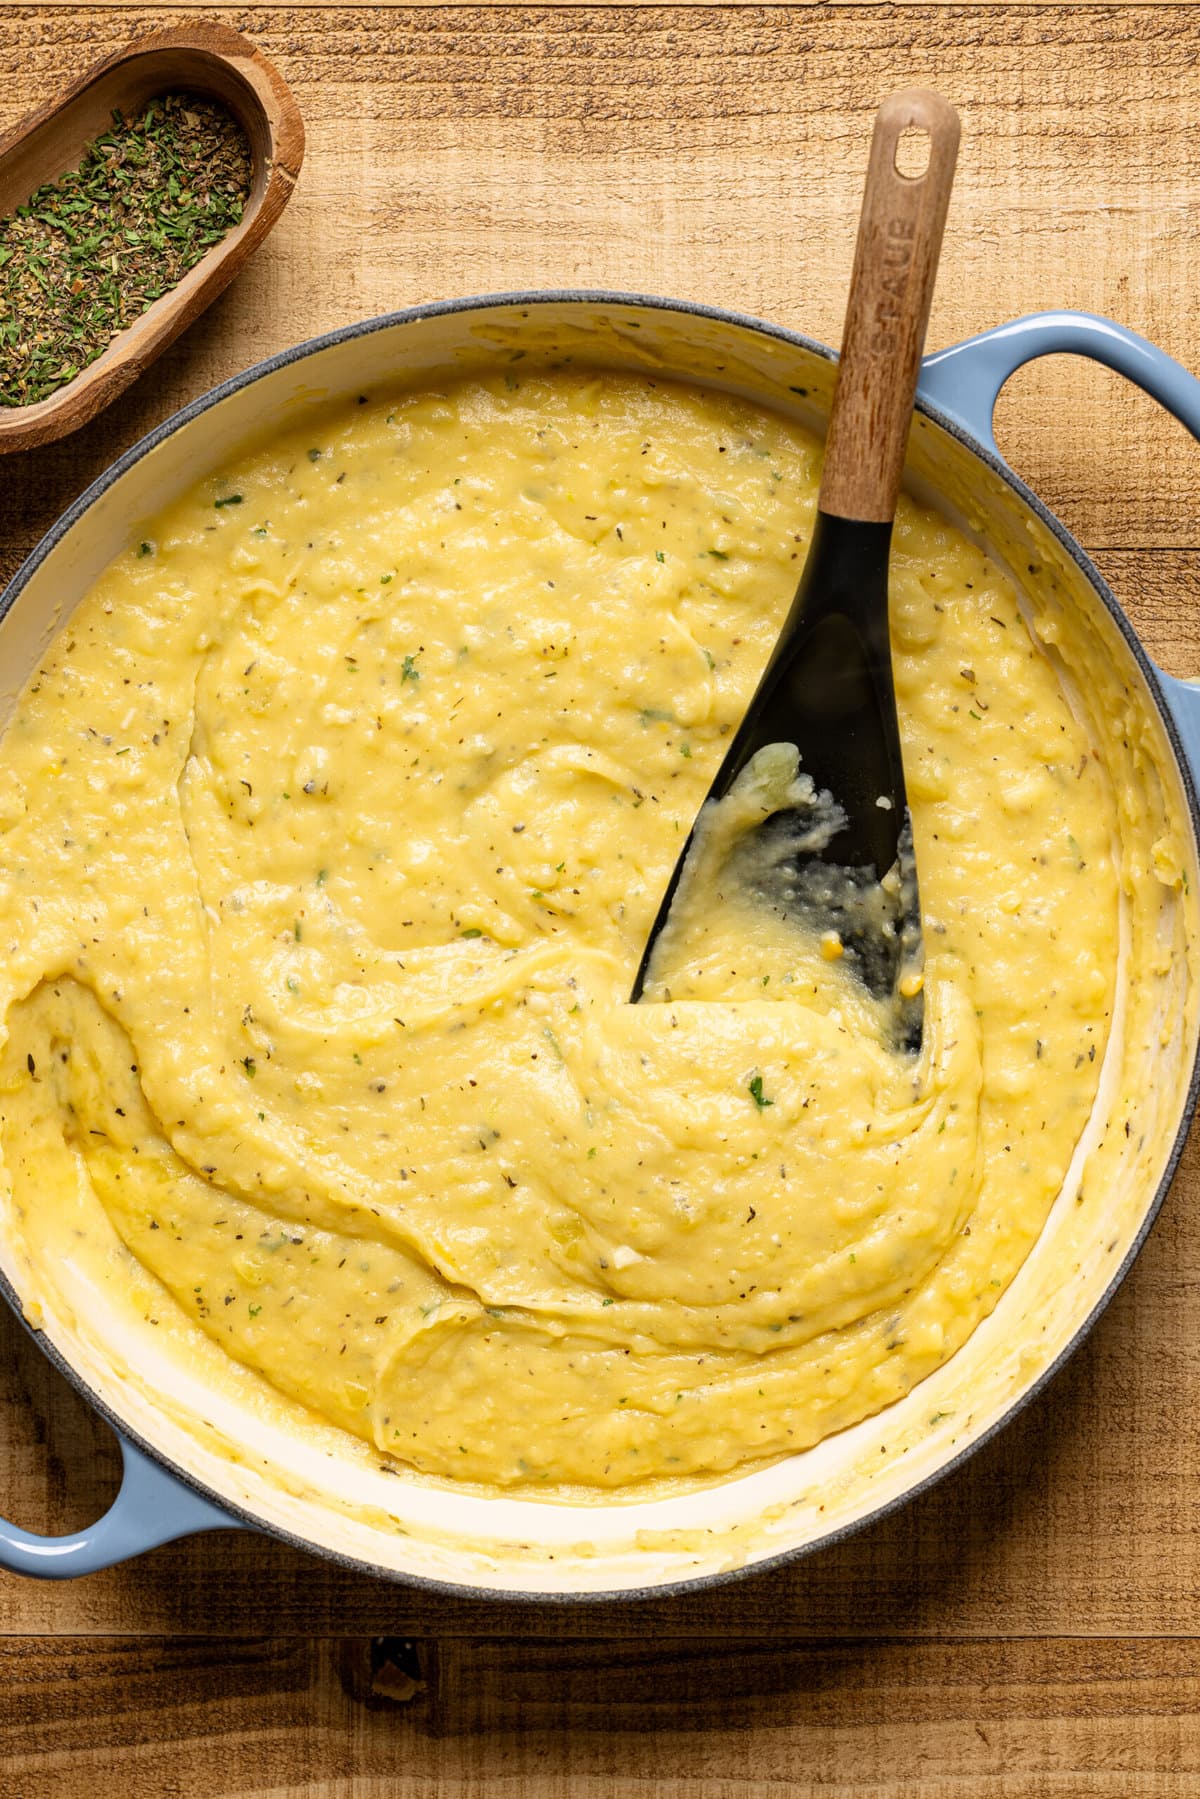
top-left (820, 88), bottom-right (961, 526)
top-left (894, 126), bottom-right (932, 181)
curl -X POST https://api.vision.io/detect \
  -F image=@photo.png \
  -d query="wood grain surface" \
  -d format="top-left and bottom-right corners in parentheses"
top-left (2, 6), bottom-right (1200, 1794)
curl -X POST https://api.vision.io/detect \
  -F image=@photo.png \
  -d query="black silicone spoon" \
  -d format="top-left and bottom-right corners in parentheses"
top-left (632, 89), bottom-right (960, 1045)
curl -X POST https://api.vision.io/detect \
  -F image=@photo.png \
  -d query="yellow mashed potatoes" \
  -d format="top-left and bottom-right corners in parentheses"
top-left (0, 371), bottom-right (1124, 1493)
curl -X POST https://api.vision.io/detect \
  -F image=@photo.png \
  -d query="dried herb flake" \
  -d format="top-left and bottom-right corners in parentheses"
top-left (1, 93), bottom-right (252, 409)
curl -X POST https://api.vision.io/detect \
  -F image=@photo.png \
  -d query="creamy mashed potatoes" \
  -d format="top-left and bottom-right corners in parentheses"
top-left (0, 371), bottom-right (1126, 1493)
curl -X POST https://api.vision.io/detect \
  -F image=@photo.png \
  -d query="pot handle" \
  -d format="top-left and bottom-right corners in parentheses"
top-left (918, 310), bottom-right (1200, 458)
top-left (0, 1433), bottom-right (244, 1578)
top-left (919, 310), bottom-right (1200, 758)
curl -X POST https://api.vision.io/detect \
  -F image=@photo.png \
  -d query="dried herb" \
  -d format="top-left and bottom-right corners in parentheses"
top-left (0, 92), bottom-right (252, 409)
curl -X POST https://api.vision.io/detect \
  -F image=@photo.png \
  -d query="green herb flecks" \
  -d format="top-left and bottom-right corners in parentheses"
top-left (748, 1073), bottom-right (774, 1110)
top-left (0, 93), bottom-right (252, 409)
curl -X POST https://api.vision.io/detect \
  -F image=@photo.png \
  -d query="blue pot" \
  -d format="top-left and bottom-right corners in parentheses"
top-left (1, 296), bottom-right (1197, 1597)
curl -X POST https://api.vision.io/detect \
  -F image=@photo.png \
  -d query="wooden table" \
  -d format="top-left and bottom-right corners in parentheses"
top-left (3, 6), bottom-right (1200, 1792)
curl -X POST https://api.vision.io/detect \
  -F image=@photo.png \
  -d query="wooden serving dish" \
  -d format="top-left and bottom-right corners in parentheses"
top-left (0, 22), bottom-right (305, 455)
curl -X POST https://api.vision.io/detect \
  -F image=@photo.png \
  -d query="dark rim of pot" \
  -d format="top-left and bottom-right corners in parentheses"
top-left (1, 288), bottom-right (1197, 1606)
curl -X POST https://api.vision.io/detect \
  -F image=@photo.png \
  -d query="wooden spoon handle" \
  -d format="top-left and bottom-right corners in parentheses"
top-left (819, 89), bottom-right (961, 524)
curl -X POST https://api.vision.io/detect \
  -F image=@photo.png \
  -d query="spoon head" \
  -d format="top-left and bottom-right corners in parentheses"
top-left (633, 512), bottom-right (924, 1049)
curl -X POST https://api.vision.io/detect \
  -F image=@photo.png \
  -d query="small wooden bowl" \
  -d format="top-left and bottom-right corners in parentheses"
top-left (0, 22), bottom-right (305, 455)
